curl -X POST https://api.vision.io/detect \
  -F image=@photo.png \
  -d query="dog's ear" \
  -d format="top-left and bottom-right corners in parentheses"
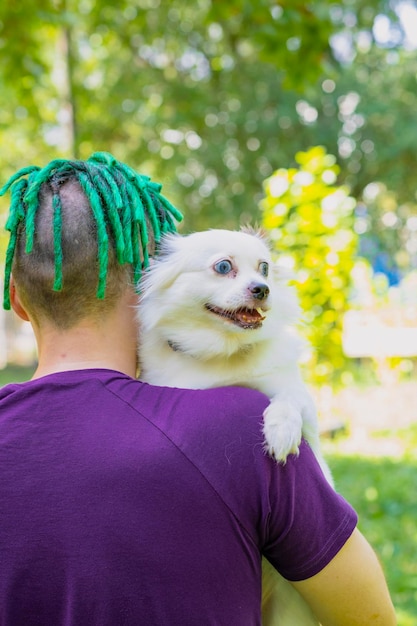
top-left (139, 233), bottom-right (187, 295)
top-left (271, 261), bottom-right (296, 283)
top-left (240, 224), bottom-right (271, 245)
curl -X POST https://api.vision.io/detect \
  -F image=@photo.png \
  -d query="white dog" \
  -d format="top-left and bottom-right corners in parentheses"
top-left (138, 228), bottom-right (331, 625)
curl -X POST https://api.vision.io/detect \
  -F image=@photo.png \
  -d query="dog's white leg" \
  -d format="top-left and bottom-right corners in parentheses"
top-left (262, 390), bottom-right (333, 487)
top-left (262, 396), bottom-right (304, 462)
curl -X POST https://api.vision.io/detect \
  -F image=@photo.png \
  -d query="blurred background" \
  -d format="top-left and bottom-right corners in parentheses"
top-left (0, 1), bottom-right (416, 622)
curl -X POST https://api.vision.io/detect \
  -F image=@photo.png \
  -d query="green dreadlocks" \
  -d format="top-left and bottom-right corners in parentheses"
top-left (0, 152), bottom-right (183, 310)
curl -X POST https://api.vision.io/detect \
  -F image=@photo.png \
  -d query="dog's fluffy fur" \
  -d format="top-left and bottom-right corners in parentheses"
top-left (138, 228), bottom-right (331, 625)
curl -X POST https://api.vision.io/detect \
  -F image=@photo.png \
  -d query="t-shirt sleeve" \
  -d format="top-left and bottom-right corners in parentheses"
top-left (262, 440), bottom-right (358, 582)
top-left (125, 381), bottom-right (358, 584)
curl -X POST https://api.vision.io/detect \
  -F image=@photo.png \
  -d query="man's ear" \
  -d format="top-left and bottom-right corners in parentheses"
top-left (9, 276), bottom-right (30, 322)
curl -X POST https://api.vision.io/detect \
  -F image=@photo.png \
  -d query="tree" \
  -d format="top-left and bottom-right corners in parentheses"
top-left (0, 1), bottom-right (414, 251)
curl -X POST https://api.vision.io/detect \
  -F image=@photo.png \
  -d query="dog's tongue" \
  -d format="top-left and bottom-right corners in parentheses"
top-left (234, 307), bottom-right (265, 328)
top-left (205, 303), bottom-right (266, 329)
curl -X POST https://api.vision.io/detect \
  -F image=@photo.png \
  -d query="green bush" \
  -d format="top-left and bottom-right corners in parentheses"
top-left (261, 146), bottom-right (357, 386)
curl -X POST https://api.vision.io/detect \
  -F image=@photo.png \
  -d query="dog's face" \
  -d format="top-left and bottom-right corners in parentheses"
top-left (139, 229), bottom-right (299, 357)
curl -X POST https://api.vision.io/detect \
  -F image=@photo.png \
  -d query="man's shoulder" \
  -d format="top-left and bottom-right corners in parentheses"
top-left (124, 382), bottom-right (270, 460)
top-left (115, 377), bottom-right (270, 421)
top-left (154, 383), bottom-right (270, 430)
top-left (191, 384), bottom-right (270, 412)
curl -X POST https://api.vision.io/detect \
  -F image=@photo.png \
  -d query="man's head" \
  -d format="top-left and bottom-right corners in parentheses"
top-left (1, 152), bottom-right (182, 329)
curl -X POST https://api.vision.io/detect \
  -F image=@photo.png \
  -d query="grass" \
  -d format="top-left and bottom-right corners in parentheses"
top-left (324, 424), bottom-right (417, 626)
top-left (1, 366), bottom-right (415, 622)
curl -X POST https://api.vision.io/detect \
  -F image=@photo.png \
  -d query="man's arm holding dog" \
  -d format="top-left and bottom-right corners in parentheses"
top-left (292, 528), bottom-right (396, 626)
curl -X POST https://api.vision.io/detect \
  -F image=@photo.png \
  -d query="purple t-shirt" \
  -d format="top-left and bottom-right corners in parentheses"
top-left (0, 369), bottom-right (357, 625)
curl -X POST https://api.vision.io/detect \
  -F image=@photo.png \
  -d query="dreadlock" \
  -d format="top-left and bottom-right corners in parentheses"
top-left (0, 152), bottom-right (183, 310)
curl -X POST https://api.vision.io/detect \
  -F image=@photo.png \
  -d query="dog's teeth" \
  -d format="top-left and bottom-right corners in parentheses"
top-left (256, 308), bottom-right (263, 316)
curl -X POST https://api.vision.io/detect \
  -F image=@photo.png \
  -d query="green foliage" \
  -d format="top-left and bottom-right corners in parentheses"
top-left (206, 1), bottom-right (335, 89)
top-left (355, 182), bottom-right (415, 277)
top-left (327, 46), bottom-right (417, 208)
top-left (0, 0), bottom-right (415, 277)
top-left (261, 146), bottom-right (357, 386)
top-left (0, 0), bottom-right (410, 234)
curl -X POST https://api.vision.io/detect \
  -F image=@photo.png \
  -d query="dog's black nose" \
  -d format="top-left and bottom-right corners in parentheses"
top-left (249, 282), bottom-right (270, 300)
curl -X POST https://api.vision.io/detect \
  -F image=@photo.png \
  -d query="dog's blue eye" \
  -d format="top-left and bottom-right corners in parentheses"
top-left (259, 262), bottom-right (269, 277)
top-left (214, 259), bottom-right (233, 274)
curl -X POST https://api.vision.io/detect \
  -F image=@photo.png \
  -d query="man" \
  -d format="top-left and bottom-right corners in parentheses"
top-left (0, 154), bottom-right (396, 625)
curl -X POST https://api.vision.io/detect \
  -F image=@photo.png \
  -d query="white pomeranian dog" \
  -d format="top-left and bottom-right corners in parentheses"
top-left (138, 228), bottom-right (332, 626)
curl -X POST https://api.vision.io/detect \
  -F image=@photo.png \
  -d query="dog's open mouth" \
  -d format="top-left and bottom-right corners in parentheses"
top-left (205, 304), bottom-right (266, 329)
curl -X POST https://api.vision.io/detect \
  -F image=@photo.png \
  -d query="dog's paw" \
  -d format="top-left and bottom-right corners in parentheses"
top-left (262, 399), bottom-right (303, 462)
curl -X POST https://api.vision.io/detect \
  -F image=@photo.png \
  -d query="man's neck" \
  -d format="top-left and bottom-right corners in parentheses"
top-left (32, 300), bottom-right (138, 380)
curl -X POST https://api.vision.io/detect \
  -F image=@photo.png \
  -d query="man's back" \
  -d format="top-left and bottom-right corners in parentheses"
top-left (0, 369), bottom-right (356, 625)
